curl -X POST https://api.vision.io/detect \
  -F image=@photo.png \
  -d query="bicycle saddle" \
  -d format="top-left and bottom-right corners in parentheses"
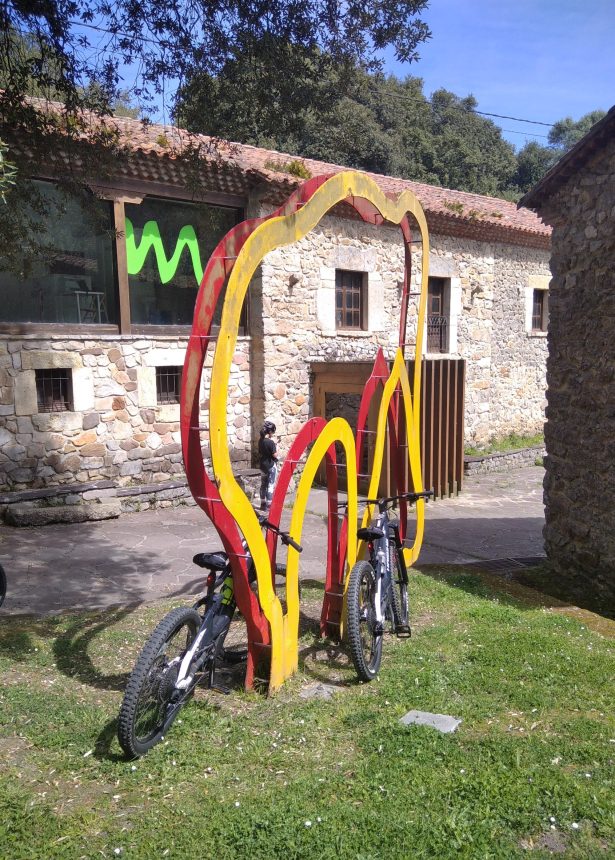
top-left (357, 526), bottom-right (384, 542)
top-left (192, 552), bottom-right (229, 571)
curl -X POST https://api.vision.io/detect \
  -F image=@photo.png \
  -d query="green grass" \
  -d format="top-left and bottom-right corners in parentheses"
top-left (0, 573), bottom-right (613, 859)
top-left (465, 433), bottom-right (544, 458)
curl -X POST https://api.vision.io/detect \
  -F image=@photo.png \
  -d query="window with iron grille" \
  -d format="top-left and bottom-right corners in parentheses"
top-left (35, 368), bottom-right (73, 413)
top-left (427, 277), bottom-right (449, 353)
top-left (156, 366), bottom-right (183, 404)
top-left (335, 270), bottom-right (366, 330)
top-left (532, 289), bottom-right (549, 331)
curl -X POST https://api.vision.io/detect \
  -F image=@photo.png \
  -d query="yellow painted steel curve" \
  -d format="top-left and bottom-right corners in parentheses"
top-left (208, 171), bottom-right (430, 689)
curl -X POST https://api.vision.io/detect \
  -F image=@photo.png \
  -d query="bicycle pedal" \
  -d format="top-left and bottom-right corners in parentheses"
top-left (396, 625), bottom-right (412, 638)
top-left (210, 682), bottom-right (232, 695)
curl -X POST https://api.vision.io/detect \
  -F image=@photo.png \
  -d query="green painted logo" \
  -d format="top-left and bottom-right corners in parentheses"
top-left (125, 218), bottom-right (204, 285)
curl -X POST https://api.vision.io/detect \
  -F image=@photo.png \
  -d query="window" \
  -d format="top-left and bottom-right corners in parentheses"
top-left (335, 270), bottom-right (366, 330)
top-left (125, 198), bottom-right (241, 328)
top-left (156, 366), bottom-right (183, 405)
top-left (427, 277), bottom-right (449, 353)
top-left (0, 181), bottom-right (117, 325)
top-left (532, 289), bottom-right (549, 332)
top-left (35, 369), bottom-right (73, 413)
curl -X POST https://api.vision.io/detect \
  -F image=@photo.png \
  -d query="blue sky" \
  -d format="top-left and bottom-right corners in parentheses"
top-left (386, 0), bottom-right (615, 148)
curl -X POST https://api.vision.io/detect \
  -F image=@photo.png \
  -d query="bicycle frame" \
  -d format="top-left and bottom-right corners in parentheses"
top-left (174, 517), bottom-right (302, 694)
top-left (366, 504), bottom-right (397, 629)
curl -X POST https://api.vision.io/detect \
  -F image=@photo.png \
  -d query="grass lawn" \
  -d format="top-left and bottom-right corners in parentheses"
top-left (464, 433), bottom-right (544, 458)
top-left (0, 569), bottom-right (613, 859)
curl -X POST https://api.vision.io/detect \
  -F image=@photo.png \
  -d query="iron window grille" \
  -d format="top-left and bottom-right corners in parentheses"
top-left (335, 270), bottom-right (366, 330)
top-left (35, 368), bottom-right (73, 413)
top-left (427, 277), bottom-right (449, 353)
top-left (532, 289), bottom-right (549, 331)
top-left (156, 366), bottom-right (183, 405)
top-left (427, 315), bottom-right (449, 353)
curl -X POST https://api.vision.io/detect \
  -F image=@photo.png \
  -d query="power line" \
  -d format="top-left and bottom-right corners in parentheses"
top-left (366, 81), bottom-right (554, 128)
top-left (67, 19), bottom-right (557, 131)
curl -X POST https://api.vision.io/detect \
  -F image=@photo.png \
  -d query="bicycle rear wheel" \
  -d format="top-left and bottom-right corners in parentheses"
top-left (390, 544), bottom-right (410, 633)
top-left (346, 560), bottom-right (383, 681)
top-left (117, 606), bottom-right (201, 758)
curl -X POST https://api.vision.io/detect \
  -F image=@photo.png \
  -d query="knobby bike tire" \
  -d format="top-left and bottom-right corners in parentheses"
top-left (390, 544), bottom-right (409, 631)
top-left (346, 560), bottom-right (383, 681)
top-left (117, 606), bottom-right (201, 758)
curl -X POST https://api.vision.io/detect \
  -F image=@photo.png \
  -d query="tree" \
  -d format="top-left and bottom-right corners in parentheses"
top-left (548, 110), bottom-right (607, 151)
top-left (178, 57), bottom-right (518, 197)
top-left (509, 110), bottom-right (608, 197)
top-left (510, 141), bottom-right (558, 195)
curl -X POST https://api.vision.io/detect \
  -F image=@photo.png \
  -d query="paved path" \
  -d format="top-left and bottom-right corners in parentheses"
top-left (0, 466), bottom-right (545, 615)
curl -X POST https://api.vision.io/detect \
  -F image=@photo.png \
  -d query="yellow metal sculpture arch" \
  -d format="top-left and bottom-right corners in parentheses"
top-left (202, 171), bottom-right (430, 690)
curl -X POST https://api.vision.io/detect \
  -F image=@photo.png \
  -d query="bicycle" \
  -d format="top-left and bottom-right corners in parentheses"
top-left (117, 518), bottom-right (302, 758)
top-left (346, 490), bottom-right (433, 681)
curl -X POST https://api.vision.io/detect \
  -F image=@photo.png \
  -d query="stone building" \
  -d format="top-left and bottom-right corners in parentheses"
top-left (0, 106), bottom-right (551, 514)
top-left (520, 106), bottom-right (615, 602)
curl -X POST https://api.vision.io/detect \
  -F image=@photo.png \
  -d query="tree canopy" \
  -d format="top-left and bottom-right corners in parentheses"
top-left (178, 58), bottom-right (518, 198)
top-left (178, 52), bottom-right (608, 201)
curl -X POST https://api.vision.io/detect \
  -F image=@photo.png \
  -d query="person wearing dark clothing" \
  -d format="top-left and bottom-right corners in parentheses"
top-left (258, 420), bottom-right (278, 510)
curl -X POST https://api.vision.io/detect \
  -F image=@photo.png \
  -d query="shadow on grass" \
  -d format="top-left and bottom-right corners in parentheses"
top-left (415, 564), bottom-right (615, 636)
top-left (94, 715), bottom-right (124, 763)
top-left (53, 606), bottom-right (138, 692)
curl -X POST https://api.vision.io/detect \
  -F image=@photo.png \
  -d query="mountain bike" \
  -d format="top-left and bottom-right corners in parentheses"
top-left (117, 518), bottom-right (302, 758)
top-left (347, 490), bottom-right (433, 681)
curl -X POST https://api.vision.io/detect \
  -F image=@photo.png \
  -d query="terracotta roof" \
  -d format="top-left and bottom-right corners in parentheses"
top-left (519, 105), bottom-right (615, 211)
top-left (16, 98), bottom-right (551, 248)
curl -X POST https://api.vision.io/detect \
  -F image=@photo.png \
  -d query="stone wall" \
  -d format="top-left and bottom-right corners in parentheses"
top-left (0, 335), bottom-right (251, 493)
top-left (257, 215), bottom-right (405, 455)
top-left (256, 211), bottom-right (550, 456)
top-left (429, 236), bottom-right (550, 444)
top-left (536, 138), bottom-right (615, 600)
top-left (464, 445), bottom-right (545, 476)
top-left (491, 247), bottom-right (549, 438)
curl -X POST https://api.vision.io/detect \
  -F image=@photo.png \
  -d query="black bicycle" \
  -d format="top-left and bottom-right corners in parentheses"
top-left (117, 518), bottom-right (302, 758)
top-left (346, 490), bottom-right (433, 681)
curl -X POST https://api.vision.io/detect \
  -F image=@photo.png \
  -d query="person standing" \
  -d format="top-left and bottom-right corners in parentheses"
top-left (258, 420), bottom-right (278, 511)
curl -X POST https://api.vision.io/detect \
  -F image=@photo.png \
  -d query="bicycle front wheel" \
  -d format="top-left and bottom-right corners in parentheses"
top-left (118, 606), bottom-right (201, 758)
top-left (390, 544), bottom-right (409, 632)
top-left (346, 560), bottom-right (383, 681)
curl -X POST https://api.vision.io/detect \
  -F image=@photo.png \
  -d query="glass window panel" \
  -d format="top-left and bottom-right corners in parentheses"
top-left (125, 198), bottom-right (239, 326)
top-left (0, 181), bottom-right (117, 324)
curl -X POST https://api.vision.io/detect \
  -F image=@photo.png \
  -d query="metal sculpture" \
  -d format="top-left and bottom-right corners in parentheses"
top-left (178, 171), bottom-right (430, 691)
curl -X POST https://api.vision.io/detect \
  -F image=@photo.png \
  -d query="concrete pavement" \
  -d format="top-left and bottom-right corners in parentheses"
top-left (0, 466), bottom-right (545, 615)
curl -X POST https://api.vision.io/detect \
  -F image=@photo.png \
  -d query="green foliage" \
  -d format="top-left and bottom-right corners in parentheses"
top-left (548, 110), bottom-right (607, 150)
top-left (178, 59), bottom-right (522, 199)
top-left (264, 158), bottom-right (312, 179)
top-left (464, 432), bottom-right (544, 457)
top-left (0, 138), bottom-right (17, 203)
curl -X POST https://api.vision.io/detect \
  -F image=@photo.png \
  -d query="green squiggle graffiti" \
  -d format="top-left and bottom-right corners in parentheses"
top-left (125, 218), bottom-right (204, 285)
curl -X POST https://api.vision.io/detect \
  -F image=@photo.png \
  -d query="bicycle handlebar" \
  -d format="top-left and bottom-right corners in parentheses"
top-left (258, 518), bottom-right (303, 553)
top-left (336, 490), bottom-right (434, 511)
top-left (364, 490), bottom-right (435, 507)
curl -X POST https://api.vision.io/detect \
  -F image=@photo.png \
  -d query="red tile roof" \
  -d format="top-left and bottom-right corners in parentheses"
top-left (20, 99), bottom-right (552, 248)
